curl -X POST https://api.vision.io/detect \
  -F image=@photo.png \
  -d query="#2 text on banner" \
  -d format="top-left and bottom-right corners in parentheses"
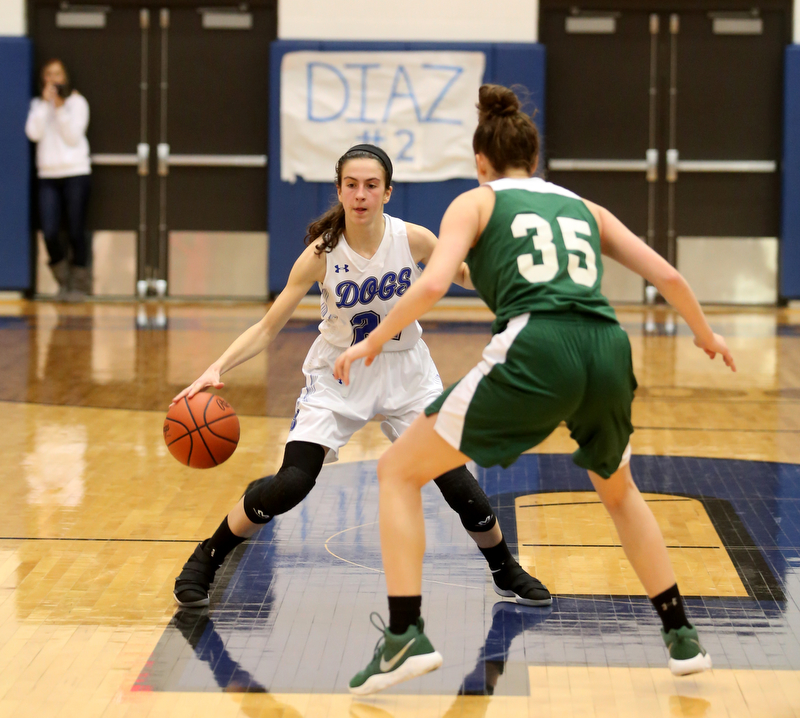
top-left (280, 51), bottom-right (486, 183)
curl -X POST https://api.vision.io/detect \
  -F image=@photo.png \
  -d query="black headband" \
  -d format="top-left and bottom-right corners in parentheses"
top-left (343, 144), bottom-right (393, 185)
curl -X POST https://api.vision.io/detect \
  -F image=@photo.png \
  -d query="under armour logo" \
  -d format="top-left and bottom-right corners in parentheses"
top-left (335, 264), bottom-right (349, 273)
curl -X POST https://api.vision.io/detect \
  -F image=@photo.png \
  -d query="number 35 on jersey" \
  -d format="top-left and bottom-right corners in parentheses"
top-left (513, 213), bottom-right (598, 288)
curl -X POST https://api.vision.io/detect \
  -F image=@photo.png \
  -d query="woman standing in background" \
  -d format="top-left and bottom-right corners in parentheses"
top-left (25, 58), bottom-right (92, 300)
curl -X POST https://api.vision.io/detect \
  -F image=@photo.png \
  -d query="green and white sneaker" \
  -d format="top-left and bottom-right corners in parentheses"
top-left (349, 613), bottom-right (443, 695)
top-left (662, 625), bottom-right (713, 676)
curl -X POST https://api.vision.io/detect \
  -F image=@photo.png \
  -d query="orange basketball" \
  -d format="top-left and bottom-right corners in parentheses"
top-left (163, 393), bottom-right (240, 469)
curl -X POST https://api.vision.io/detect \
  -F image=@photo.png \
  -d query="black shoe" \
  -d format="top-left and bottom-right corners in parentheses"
top-left (491, 560), bottom-right (552, 606)
top-left (174, 540), bottom-right (220, 608)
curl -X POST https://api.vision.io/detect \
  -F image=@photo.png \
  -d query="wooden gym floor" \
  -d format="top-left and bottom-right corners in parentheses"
top-left (1, 299), bottom-right (799, 718)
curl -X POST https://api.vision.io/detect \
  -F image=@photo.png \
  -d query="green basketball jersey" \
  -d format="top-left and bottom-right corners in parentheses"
top-left (467, 177), bottom-right (618, 333)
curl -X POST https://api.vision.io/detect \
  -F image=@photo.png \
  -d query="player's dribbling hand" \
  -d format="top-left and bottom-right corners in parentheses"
top-left (333, 337), bottom-right (382, 386)
top-left (694, 332), bottom-right (736, 372)
top-left (170, 366), bottom-right (224, 406)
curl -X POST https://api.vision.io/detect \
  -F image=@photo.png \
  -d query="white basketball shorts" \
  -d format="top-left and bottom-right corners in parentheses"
top-left (286, 335), bottom-right (444, 462)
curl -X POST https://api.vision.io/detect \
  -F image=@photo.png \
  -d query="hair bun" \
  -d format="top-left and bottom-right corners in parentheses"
top-left (477, 84), bottom-right (521, 120)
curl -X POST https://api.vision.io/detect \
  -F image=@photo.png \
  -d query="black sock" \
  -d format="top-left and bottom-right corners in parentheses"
top-left (479, 538), bottom-right (514, 572)
top-left (650, 584), bottom-right (691, 632)
top-left (388, 596), bottom-right (422, 635)
top-left (204, 516), bottom-right (247, 565)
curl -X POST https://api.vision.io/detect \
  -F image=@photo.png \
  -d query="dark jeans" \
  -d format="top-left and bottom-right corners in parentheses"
top-left (38, 174), bottom-right (91, 267)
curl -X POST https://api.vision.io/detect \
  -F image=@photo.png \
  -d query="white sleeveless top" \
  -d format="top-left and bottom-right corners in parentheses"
top-left (318, 214), bottom-right (423, 351)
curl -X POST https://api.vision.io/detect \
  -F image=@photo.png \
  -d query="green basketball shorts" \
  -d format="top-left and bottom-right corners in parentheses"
top-left (425, 312), bottom-right (637, 478)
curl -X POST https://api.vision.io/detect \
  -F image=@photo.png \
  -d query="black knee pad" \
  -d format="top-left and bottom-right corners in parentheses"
top-left (433, 465), bottom-right (497, 533)
top-left (243, 441), bottom-right (325, 524)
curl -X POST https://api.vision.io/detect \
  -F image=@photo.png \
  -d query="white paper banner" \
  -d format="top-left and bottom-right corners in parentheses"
top-left (280, 51), bottom-right (486, 183)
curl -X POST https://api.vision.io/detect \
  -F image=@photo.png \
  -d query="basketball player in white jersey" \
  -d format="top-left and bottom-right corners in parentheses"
top-left (170, 145), bottom-right (551, 618)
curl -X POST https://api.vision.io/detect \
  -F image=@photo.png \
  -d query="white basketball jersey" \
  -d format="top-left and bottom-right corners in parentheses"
top-left (318, 214), bottom-right (423, 351)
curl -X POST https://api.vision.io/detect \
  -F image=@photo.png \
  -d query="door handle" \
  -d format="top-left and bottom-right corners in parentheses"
top-left (157, 143), bottom-right (170, 176)
top-left (167, 154), bottom-right (268, 168)
top-left (90, 154), bottom-right (139, 167)
top-left (666, 149), bottom-right (679, 182)
top-left (675, 160), bottom-right (777, 173)
top-left (548, 152), bottom-right (656, 175)
top-left (646, 148), bottom-right (658, 182)
top-left (547, 159), bottom-right (648, 171)
top-left (137, 143), bottom-right (150, 176)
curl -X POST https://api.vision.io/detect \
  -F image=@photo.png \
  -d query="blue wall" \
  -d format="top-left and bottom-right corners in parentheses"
top-left (781, 46), bottom-right (800, 300)
top-left (267, 40), bottom-right (546, 295)
top-left (0, 37), bottom-right (32, 291)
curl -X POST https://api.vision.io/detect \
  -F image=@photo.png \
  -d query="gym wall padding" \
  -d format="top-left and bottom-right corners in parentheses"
top-left (0, 37), bottom-right (32, 291)
top-left (267, 40), bottom-right (546, 295)
top-left (781, 45), bottom-right (800, 300)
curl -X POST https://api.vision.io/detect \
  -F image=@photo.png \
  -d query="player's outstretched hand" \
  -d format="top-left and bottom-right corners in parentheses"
top-left (694, 332), bottom-right (736, 372)
top-left (333, 338), bottom-right (382, 386)
top-left (170, 366), bottom-right (224, 406)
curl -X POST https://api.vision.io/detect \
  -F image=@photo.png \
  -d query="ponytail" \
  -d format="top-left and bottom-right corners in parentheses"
top-left (472, 84), bottom-right (540, 175)
top-left (304, 203), bottom-right (346, 254)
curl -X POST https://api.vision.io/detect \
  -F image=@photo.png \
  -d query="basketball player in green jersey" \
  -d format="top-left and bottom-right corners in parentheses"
top-left (335, 84), bottom-right (736, 695)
